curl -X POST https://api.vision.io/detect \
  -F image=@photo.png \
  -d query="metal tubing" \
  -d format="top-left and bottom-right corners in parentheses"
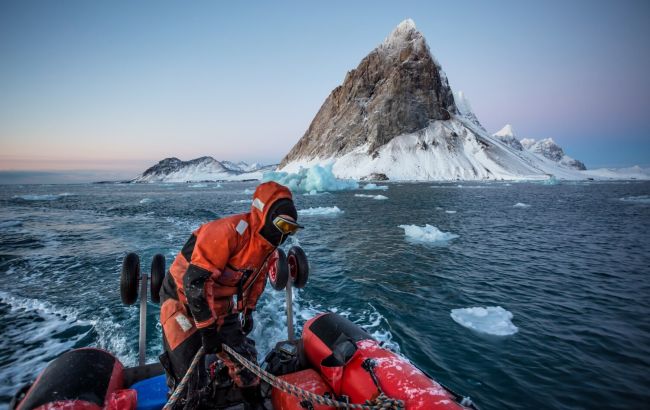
top-left (138, 273), bottom-right (148, 366)
top-left (285, 280), bottom-right (294, 341)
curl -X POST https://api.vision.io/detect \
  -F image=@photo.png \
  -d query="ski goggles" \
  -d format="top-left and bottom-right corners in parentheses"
top-left (273, 216), bottom-right (303, 235)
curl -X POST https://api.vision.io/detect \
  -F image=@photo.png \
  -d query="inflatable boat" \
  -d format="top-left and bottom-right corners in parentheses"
top-left (10, 250), bottom-right (477, 410)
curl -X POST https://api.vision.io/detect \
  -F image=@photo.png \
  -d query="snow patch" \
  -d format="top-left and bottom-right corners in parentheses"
top-left (263, 164), bottom-right (358, 193)
top-left (355, 194), bottom-right (388, 200)
top-left (399, 224), bottom-right (458, 244)
top-left (450, 306), bottom-right (518, 336)
top-left (298, 206), bottom-right (343, 216)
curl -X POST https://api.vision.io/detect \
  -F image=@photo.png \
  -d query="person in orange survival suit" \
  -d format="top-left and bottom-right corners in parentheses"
top-left (158, 181), bottom-right (303, 406)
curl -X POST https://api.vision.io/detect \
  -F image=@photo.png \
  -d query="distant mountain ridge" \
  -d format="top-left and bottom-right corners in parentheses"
top-left (132, 157), bottom-right (274, 183)
top-left (278, 19), bottom-right (593, 181)
top-left (492, 124), bottom-right (586, 170)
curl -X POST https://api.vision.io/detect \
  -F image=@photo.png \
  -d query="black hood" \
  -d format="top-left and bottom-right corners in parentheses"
top-left (259, 198), bottom-right (298, 246)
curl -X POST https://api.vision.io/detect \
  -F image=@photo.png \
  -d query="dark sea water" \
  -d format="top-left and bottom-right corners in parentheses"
top-left (1, 181), bottom-right (649, 409)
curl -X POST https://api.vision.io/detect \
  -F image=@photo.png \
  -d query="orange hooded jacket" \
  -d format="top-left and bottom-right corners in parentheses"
top-left (159, 181), bottom-right (293, 345)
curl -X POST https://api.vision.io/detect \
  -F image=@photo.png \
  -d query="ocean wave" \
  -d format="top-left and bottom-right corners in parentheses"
top-left (0, 220), bottom-right (22, 228)
top-left (252, 289), bottom-right (400, 362)
top-left (12, 193), bottom-right (73, 201)
top-left (0, 291), bottom-right (136, 393)
top-left (619, 195), bottom-right (650, 204)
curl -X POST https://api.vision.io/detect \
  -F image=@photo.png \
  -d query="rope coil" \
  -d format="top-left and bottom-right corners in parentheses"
top-left (161, 344), bottom-right (405, 409)
top-left (221, 344), bottom-right (404, 409)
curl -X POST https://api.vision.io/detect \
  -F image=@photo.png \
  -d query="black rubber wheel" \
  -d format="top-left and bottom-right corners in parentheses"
top-left (268, 249), bottom-right (289, 291)
top-left (150, 254), bottom-right (166, 304)
top-left (288, 246), bottom-right (309, 289)
top-left (120, 253), bottom-right (140, 305)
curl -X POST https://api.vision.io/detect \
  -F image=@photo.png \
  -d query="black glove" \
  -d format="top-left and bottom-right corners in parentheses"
top-left (200, 324), bottom-right (223, 354)
top-left (241, 309), bottom-right (254, 335)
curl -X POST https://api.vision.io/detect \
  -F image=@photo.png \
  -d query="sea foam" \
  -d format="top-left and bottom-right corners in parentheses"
top-left (619, 195), bottom-right (650, 204)
top-left (399, 224), bottom-right (458, 244)
top-left (12, 193), bottom-right (73, 201)
top-left (450, 306), bottom-right (518, 336)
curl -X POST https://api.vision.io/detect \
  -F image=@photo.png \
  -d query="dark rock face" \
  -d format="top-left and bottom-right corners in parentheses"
top-left (280, 19), bottom-right (456, 167)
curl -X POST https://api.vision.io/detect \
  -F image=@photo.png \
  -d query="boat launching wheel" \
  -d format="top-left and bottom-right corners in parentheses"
top-left (287, 246), bottom-right (309, 288)
top-left (268, 248), bottom-right (289, 290)
top-left (150, 254), bottom-right (165, 304)
top-left (120, 253), bottom-right (140, 305)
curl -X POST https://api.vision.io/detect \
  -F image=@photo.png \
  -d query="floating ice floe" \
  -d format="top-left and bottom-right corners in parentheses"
top-left (399, 224), bottom-right (458, 244)
top-left (298, 206), bottom-right (343, 216)
top-left (450, 306), bottom-right (518, 336)
top-left (232, 199), bottom-right (250, 204)
top-left (363, 183), bottom-right (389, 191)
top-left (619, 195), bottom-right (650, 204)
top-left (190, 183), bottom-right (208, 188)
top-left (12, 193), bottom-right (73, 201)
top-left (263, 164), bottom-right (358, 193)
top-left (354, 194), bottom-right (388, 200)
top-left (513, 202), bottom-right (531, 208)
top-left (139, 198), bottom-right (153, 204)
top-left (445, 210), bottom-right (457, 214)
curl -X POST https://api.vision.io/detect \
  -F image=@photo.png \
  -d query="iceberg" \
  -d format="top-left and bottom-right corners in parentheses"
top-left (450, 306), bottom-right (518, 336)
top-left (398, 224), bottom-right (458, 244)
top-left (263, 164), bottom-right (358, 193)
top-left (298, 206), bottom-right (343, 216)
top-left (513, 202), bottom-right (531, 208)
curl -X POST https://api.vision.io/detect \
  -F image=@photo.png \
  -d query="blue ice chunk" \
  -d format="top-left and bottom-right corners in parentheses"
top-left (262, 164), bottom-right (358, 193)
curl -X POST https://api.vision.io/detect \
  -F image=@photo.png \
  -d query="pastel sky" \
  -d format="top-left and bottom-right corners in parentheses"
top-left (1, 0), bottom-right (649, 182)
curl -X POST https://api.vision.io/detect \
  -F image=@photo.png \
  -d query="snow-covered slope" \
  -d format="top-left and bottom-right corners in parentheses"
top-left (132, 157), bottom-right (274, 183)
top-left (278, 19), bottom-right (595, 181)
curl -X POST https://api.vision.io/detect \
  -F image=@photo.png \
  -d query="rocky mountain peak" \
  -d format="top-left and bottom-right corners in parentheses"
top-left (280, 19), bottom-right (456, 167)
top-left (380, 19), bottom-right (423, 53)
